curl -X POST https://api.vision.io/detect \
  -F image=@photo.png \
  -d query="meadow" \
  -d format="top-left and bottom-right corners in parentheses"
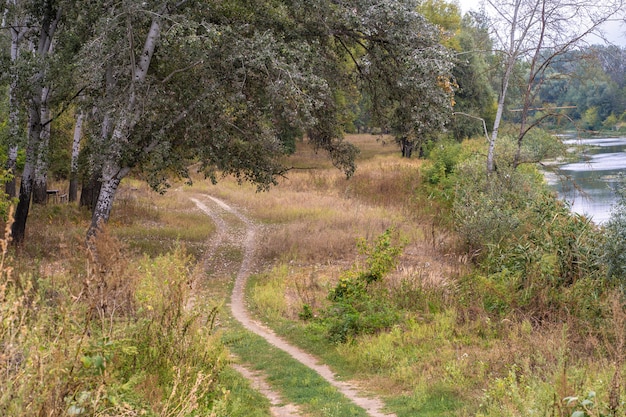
top-left (1, 134), bottom-right (624, 416)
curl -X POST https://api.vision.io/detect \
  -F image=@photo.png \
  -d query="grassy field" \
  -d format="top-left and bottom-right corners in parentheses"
top-left (4, 133), bottom-right (625, 416)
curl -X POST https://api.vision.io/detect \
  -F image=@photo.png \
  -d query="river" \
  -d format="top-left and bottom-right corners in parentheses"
top-left (546, 136), bottom-right (626, 224)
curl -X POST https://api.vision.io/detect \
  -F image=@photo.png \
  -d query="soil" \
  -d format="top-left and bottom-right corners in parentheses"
top-left (191, 194), bottom-right (396, 417)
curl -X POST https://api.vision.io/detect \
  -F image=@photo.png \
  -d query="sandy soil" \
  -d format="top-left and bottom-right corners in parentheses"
top-left (191, 194), bottom-right (396, 417)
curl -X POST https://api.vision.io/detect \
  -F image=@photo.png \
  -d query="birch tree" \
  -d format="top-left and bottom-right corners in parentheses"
top-left (10, 0), bottom-right (61, 244)
top-left (2, 0), bottom-right (28, 198)
top-left (485, 0), bottom-right (623, 173)
top-left (79, 0), bottom-right (455, 238)
top-left (68, 110), bottom-right (82, 202)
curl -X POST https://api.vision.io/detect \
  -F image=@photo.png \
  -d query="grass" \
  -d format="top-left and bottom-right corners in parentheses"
top-left (223, 326), bottom-right (370, 417)
top-left (203, 135), bottom-right (626, 416)
top-left (8, 133), bottom-right (626, 416)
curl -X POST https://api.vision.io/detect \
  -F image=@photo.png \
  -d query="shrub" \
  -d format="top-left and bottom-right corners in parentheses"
top-left (450, 136), bottom-right (605, 318)
top-left (423, 140), bottom-right (462, 186)
top-left (603, 175), bottom-right (626, 283)
top-left (322, 229), bottom-right (404, 343)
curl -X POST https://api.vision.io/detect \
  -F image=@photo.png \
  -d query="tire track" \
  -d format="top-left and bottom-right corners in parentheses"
top-left (192, 195), bottom-right (396, 417)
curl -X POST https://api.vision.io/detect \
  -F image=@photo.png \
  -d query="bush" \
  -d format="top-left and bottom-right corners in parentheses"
top-left (322, 229), bottom-right (404, 343)
top-left (603, 175), bottom-right (626, 283)
top-left (450, 136), bottom-right (605, 317)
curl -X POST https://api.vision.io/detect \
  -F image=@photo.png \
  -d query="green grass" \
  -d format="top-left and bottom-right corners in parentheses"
top-left (387, 386), bottom-right (465, 417)
top-left (223, 326), bottom-right (369, 417)
top-left (217, 367), bottom-right (273, 417)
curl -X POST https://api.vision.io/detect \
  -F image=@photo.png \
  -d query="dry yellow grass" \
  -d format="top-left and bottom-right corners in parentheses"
top-left (181, 134), bottom-right (468, 321)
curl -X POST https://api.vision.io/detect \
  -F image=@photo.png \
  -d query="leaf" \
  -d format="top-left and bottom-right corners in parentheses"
top-left (80, 356), bottom-right (92, 368)
top-left (92, 354), bottom-right (105, 372)
top-left (67, 405), bottom-right (84, 415)
top-left (571, 411), bottom-right (586, 417)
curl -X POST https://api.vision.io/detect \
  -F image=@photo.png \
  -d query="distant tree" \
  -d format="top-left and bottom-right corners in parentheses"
top-left (450, 11), bottom-right (497, 140)
top-left (483, 0), bottom-right (623, 173)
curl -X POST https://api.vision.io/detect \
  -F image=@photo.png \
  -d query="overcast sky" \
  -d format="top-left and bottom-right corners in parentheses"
top-left (455, 0), bottom-right (626, 46)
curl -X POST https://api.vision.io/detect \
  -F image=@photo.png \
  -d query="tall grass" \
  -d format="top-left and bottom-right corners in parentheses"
top-left (9, 132), bottom-right (626, 416)
top-left (1, 181), bottom-right (271, 416)
top-left (231, 134), bottom-right (626, 416)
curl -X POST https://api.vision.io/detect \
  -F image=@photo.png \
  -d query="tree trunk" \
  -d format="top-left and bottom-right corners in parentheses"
top-left (32, 85), bottom-right (51, 205)
top-left (11, 5), bottom-right (62, 244)
top-left (487, 0), bottom-right (521, 175)
top-left (400, 138), bottom-right (413, 158)
top-left (12, 104), bottom-right (42, 245)
top-left (5, 146), bottom-right (18, 198)
top-left (6, 13), bottom-right (27, 199)
top-left (69, 112), bottom-right (84, 202)
top-left (87, 165), bottom-right (130, 238)
top-left (12, 173), bottom-right (33, 246)
top-left (80, 170), bottom-right (101, 211)
top-left (87, 176), bottom-right (120, 239)
top-left (87, 15), bottom-right (161, 239)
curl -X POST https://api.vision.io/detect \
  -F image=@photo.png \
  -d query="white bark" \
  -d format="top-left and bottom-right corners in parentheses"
top-left (6, 0), bottom-right (28, 197)
top-left (89, 15), bottom-right (163, 235)
top-left (485, 0), bottom-right (623, 174)
top-left (33, 85), bottom-right (51, 204)
top-left (12, 3), bottom-right (62, 243)
top-left (68, 112), bottom-right (83, 202)
top-left (71, 112), bottom-right (84, 175)
top-left (487, 0), bottom-right (526, 174)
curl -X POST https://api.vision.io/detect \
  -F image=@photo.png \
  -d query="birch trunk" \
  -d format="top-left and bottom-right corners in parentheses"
top-left (69, 112), bottom-right (84, 202)
top-left (5, 5), bottom-right (27, 198)
top-left (32, 85), bottom-right (51, 204)
top-left (88, 16), bottom-right (162, 237)
top-left (487, 0), bottom-right (522, 174)
top-left (11, 5), bottom-right (61, 244)
top-left (487, 64), bottom-right (513, 173)
top-left (5, 146), bottom-right (18, 198)
top-left (12, 100), bottom-right (42, 244)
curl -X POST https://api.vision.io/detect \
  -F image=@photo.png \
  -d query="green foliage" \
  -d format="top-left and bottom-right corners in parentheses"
top-left (603, 175), bottom-right (626, 283)
top-left (436, 135), bottom-right (604, 316)
top-left (423, 140), bottom-right (462, 186)
top-left (449, 13), bottom-right (497, 140)
top-left (563, 391), bottom-right (604, 417)
top-left (0, 169), bottom-right (14, 221)
top-left (323, 229), bottom-right (404, 343)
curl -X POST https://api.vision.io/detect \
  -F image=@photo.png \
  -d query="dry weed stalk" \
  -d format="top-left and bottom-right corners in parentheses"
top-left (607, 292), bottom-right (625, 416)
top-left (161, 366), bottom-right (215, 417)
top-left (85, 226), bottom-right (137, 334)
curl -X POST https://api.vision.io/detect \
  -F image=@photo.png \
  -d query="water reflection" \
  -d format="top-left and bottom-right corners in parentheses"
top-left (547, 137), bottom-right (626, 224)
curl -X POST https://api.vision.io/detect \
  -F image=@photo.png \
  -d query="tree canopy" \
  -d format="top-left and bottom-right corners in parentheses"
top-left (0, 0), bottom-right (456, 242)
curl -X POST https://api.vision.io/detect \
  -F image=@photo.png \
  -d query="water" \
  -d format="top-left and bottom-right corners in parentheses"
top-left (546, 137), bottom-right (626, 224)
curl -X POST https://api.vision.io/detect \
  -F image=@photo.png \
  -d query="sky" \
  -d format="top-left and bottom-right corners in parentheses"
top-left (455, 0), bottom-right (626, 46)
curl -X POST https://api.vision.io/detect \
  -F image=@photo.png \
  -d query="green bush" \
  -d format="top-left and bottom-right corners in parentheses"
top-left (322, 229), bottom-right (404, 343)
top-left (423, 140), bottom-right (462, 186)
top-left (603, 175), bottom-right (626, 283)
top-left (448, 135), bottom-right (605, 317)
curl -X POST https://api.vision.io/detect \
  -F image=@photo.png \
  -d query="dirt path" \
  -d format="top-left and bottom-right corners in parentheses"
top-left (191, 195), bottom-right (396, 417)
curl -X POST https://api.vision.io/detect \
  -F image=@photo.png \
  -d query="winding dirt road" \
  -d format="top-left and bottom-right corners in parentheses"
top-left (191, 194), bottom-right (396, 417)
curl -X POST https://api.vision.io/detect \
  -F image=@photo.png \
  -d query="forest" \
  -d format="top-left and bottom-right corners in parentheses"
top-left (3, 0), bottom-right (626, 416)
